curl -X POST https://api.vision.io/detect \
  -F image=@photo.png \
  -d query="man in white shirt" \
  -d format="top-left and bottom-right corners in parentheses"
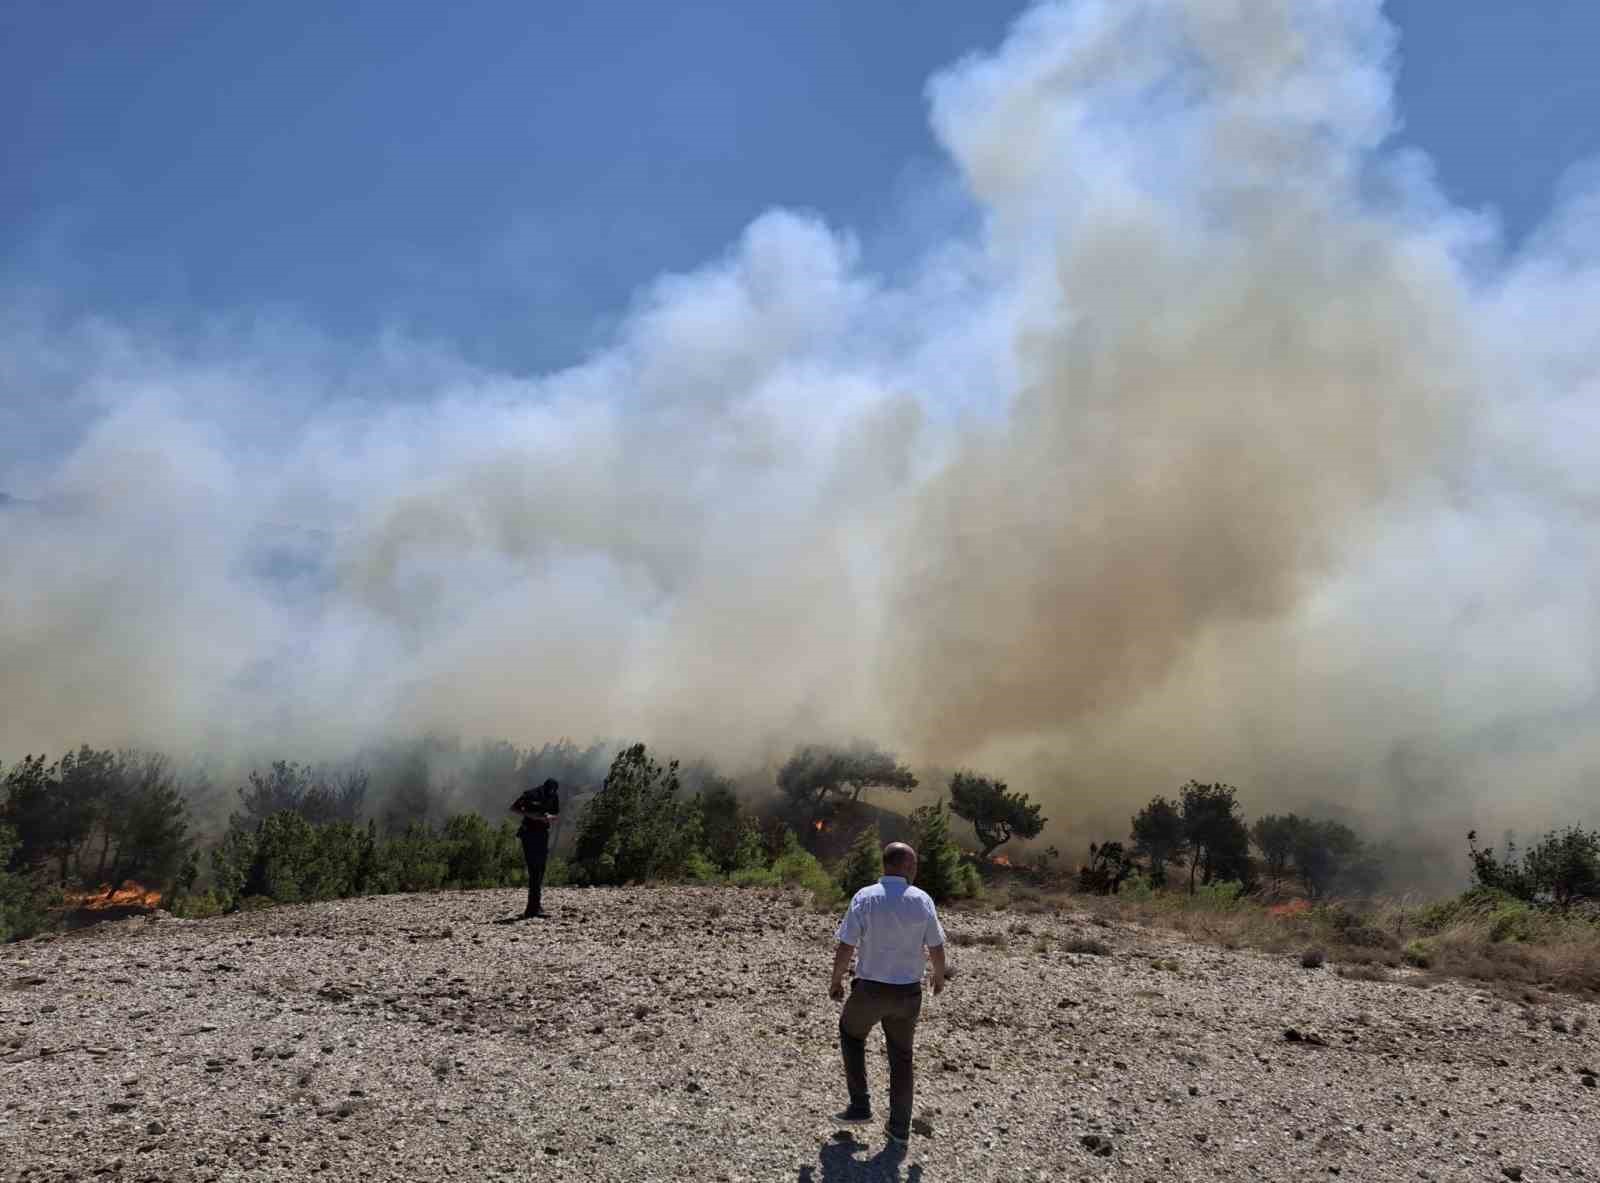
top-left (828, 841), bottom-right (948, 1145)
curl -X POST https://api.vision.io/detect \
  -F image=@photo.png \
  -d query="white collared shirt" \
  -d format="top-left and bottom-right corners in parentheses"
top-left (834, 875), bottom-right (946, 986)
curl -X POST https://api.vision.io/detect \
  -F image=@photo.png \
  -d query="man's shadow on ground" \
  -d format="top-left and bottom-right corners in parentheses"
top-left (797, 1135), bottom-right (924, 1183)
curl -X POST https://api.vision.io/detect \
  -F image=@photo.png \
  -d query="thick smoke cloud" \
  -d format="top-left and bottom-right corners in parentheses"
top-left (3, 0), bottom-right (1598, 862)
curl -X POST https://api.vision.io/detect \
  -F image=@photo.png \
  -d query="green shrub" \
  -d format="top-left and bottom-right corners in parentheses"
top-left (1189, 880), bottom-right (1247, 910)
top-left (772, 829), bottom-right (841, 907)
top-left (1120, 873), bottom-right (1156, 903)
top-left (1416, 887), bottom-right (1545, 942)
top-left (957, 862), bottom-right (983, 900)
top-left (441, 814), bottom-right (522, 889)
top-left (1487, 898), bottom-right (1542, 943)
top-left (209, 820), bottom-right (258, 911)
top-left (683, 850), bottom-right (723, 883)
top-left (171, 888), bottom-right (226, 919)
top-left (246, 812), bottom-right (319, 903)
top-left (729, 866), bottom-right (781, 889)
top-left (375, 822), bottom-right (448, 893)
top-left (0, 823), bottom-right (55, 941)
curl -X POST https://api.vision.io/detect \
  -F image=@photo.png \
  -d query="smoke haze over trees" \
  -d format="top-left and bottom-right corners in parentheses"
top-left (5, 0), bottom-right (1600, 869)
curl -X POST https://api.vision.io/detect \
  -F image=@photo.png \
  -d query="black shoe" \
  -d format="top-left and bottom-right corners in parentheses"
top-left (884, 1122), bottom-right (910, 1145)
top-left (523, 908), bottom-right (548, 919)
top-left (835, 1102), bottom-right (872, 1124)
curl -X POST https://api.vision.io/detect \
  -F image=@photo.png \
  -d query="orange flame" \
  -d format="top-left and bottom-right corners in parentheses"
top-left (990, 854), bottom-right (1012, 866)
top-left (812, 820), bottom-right (828, 832)
top-left (64, 881), bottom-right (163, 911)
top-left (1268, 899), bottom-right (1310, 917)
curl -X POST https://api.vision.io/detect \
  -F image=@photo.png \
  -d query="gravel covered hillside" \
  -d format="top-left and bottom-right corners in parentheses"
top-left (3, 886), bottom-right (1598, 1182)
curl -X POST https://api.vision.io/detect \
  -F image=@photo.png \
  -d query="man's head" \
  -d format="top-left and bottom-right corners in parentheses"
top-left (540, 778), bottom-right (559, 791)
top-left (882, 842), bottom-right (918, 881)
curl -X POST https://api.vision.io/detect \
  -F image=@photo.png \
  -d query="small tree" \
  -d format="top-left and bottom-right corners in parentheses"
top-left (1476, 827), bottom-right (1600, 909)
top-left (572, 744), bottom-right (697, 885)
top-left (947, 772), bottom-right (1045, 861)
top-left (838, 823), bottom-right (885, 897)
top-left (108, 752), bottom-right (192, 888)
top-left (1249, 814), bottom-right (1298, 894)
top-left (907, 799), bottom-right (971, 903)
top-left (1079, 841), bottom-right (1136, 894)
top-left (1131, 796), bottom-right (1185, 887)
top-left (53, 746), bottom-right (117, 884)
top-left (1179, 781), bottom-right (1252, 894)
top-left (693, 775), bottom-right (750, 873)
top-left (0, 822), bottom-right (55, 941)
top-left (1, 755), bottom-right (57, 872)
top-left (238, 761), bottom-right (316, 826)
top-left (1524, 827), bottom-right (1600, 909)
top-left (1288, 818), bottom-right (1362, 899)
top-left (776, 742), bottom-right (917, 828)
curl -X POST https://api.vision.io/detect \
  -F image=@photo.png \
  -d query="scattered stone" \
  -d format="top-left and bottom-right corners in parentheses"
top-left (1080, 1134), bottom-right (1114, 1157)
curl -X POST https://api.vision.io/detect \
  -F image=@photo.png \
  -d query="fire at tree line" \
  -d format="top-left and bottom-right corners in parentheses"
top-left (2, 736), bottom-right (1598, 943)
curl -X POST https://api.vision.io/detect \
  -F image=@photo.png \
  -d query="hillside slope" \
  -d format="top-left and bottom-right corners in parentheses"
top-left (3, 887), bottom-right (1598, 1182)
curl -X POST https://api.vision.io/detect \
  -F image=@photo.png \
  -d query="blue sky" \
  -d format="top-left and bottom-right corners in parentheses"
top-left (4, 0), bottom-right (1599, 375)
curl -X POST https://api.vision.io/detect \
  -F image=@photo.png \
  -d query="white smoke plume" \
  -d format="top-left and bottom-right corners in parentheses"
top-left (3, 0), bottom-right (1598, 863)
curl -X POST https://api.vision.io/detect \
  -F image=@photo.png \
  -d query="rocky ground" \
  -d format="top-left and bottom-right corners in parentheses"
top-left (2, 886), bottom-right (1598, 1182)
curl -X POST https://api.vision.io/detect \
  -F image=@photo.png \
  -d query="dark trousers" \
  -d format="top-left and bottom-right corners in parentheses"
top-left (839, 978), bottom-right (922, 1134)
top-left (520, 828), bottom-right (549, 914)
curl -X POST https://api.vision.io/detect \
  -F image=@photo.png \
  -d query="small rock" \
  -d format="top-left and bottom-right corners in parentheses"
top-left (145, 1120), bottom-right (165, 1135)
top-left (1582, 1075), bottom-right (1597, 1089)
top-left (107, 1101), bottom-right (135, 1114)
top-left (1502, 1169), bottom-right (1523, 1182)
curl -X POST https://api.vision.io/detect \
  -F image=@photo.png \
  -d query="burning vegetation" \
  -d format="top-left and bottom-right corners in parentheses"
top-left (63, 880), bottom-right (163, 911)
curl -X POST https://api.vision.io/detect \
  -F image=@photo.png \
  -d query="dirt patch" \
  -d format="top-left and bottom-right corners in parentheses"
top-left (2, 886), bottom-right (1598, 1181)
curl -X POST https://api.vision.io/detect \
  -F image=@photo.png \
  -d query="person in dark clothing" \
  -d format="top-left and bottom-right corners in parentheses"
top-left (510, 777), bottom-right (560, 918)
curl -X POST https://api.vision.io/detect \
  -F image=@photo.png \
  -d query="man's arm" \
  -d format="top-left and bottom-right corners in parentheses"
top-left (927, 943), bottom-right (947, 994)
top-left (829, 942), bottom-right (854, 1001)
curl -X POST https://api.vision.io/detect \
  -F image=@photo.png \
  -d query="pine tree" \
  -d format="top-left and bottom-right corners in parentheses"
top-left (909, 799), bottom-right (965, 903)
top-left (838, 823), bottom-right (884, 897)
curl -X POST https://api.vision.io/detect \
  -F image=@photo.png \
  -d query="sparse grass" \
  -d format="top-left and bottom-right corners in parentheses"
top-left (1336, 963), bottom-right (1390, 983)
top-left (1064, 937), bottom-right (1112, 956)
top-left (951, 931), bottom-right (1008, 950)
top-left (1067, 882), bottom-right (1600, 998)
